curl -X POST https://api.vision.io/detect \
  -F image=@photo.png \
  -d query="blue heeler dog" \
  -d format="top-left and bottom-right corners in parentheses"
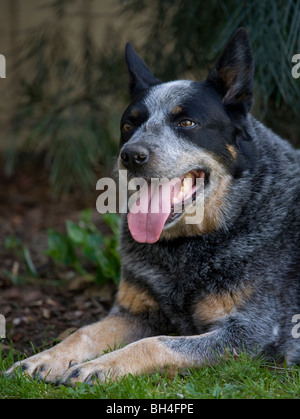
top-left (6, 28), bottom-right (300, 385)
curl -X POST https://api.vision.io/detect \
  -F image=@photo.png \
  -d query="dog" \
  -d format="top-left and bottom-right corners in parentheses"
top-left (6, 28), bottom-right (300, 385)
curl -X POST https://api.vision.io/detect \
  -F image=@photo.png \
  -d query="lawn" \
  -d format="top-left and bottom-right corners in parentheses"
top-left (1, 348), bottom-right (299, 399)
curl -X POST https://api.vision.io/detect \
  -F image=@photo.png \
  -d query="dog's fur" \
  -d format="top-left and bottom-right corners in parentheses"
top-left (6, 28), bottom-right (300, 385)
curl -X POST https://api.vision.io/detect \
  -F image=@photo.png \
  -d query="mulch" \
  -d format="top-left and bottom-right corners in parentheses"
top-left (0, 159), bottom-right (116, 357)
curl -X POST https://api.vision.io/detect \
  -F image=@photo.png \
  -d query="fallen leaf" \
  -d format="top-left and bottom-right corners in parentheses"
top-left (42, 308), bottom-right (51, 319)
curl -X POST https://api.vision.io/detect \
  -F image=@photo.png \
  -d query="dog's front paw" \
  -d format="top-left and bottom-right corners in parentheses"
top-left (58, 356), bottom-right (121, 386)
top-left (5, 348), bottom-right (77, 383)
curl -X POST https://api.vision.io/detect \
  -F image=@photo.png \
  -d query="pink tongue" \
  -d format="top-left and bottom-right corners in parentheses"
top-left (127, 182), bottom-right (172, 244)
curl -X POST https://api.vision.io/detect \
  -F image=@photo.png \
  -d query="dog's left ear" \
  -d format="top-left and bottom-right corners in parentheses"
top-left (206, 28), bottom-right (254, 114)
top-left (125, 43), bottom-right (161, 99)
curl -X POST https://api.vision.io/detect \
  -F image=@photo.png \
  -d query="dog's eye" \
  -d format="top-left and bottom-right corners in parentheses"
top-left (122, 122), bottom-right (133, 132)
top-left (179, 120), bottom-right (195, 128)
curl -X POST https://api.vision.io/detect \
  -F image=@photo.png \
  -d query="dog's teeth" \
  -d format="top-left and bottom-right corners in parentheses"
top-left (172, 189), bottom-right (183, 204)
top-left (173, 176), bottom-right (193, 204)
top-left (180, 172), bottom-right (193, 187)
top-left (173, 187), bottom-right (185, 203)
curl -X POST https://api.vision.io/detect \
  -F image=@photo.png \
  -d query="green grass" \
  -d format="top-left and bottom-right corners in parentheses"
top-left (1, 347), bottom-right (300, 399)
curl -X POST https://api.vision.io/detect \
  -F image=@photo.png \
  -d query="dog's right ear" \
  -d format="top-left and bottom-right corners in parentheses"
top-left (125, 43), bottom-right (161, 99)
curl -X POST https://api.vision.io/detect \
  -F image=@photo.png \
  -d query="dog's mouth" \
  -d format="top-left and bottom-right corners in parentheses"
top-left (168, 169), bottom-right (206, 224)
top-left (127, 169), bottom-right (207, 243)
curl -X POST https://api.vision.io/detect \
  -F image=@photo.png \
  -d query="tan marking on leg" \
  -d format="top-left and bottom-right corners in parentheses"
top-left (193, 294), bottom-right (235, 324)
top-left (104, 337), bottom-right (188, 378)
top-left (61, 315), bottom-right (144, 359)
top-left (6, 316), bottom-right (139, 382)
top-left (61, 331), bottom-right (224, 384)
top-left (193, 286), bottom-right (253, 325)
top-left (68, 336), bottom-right (194, 383)
top-left (74, 316), bottom-right (132, 356)
top-left (226, 144), bottom-right (237, 160)
top-left (117, 280), bottom-right (159, 314)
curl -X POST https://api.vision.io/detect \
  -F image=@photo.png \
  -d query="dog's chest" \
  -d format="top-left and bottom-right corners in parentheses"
top-left (122, 237), bottom-right (237, 333)
top-left (123, 244), bottom-right (219, 334)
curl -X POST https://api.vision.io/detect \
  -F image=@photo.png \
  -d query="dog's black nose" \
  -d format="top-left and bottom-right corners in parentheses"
top-left (120, 145), bottom-right (150, 168)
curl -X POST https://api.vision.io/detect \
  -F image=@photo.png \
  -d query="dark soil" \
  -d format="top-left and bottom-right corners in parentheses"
top-left (0, 160), bottom-right (116, 358)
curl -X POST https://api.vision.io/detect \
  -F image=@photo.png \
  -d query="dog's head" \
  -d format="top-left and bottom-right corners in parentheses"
top-left (119, 28), bottom-right (256, 243)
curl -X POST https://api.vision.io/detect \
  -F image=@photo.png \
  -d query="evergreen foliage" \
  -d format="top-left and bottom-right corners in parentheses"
top-left (5, 0), bottom-right (300, 194)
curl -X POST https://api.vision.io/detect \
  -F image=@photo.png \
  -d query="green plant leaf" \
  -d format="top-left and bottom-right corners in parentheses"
top-left (23, 246), bottom-right (38, 277)
top-left (46, 211), bottom-right (120, 285)
top-left (102, 213), bottom-right (120, 236)
top-left (46, 229), bottom-right (75, 265)
top-left (4, 236), bottom-right (22, 251)
top-left (66, 220), bottom-right (87, 245)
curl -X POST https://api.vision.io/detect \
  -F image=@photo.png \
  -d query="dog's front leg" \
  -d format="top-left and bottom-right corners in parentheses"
top-left (6, 277), bottom-right (164, 383)
top-left (59, 325), bottom-right (250, 385)
top-left (5, 314), bottom-right (151, 383)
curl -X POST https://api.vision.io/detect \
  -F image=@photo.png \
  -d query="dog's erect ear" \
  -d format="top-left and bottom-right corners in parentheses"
top-left (125, 43), bottom-right (161, 99)
top-left (206, 28), bottom-right (254, 114)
